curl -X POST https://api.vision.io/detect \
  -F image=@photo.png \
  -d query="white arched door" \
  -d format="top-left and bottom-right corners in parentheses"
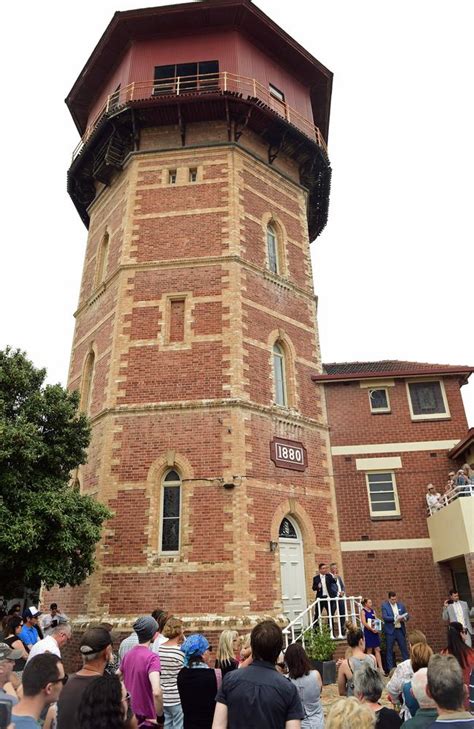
top-left (279, 516), bottom-right (307, 625)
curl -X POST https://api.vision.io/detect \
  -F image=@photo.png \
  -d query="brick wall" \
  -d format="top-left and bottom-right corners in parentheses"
top-left (325, 373), bottom-right (472, 645)
top-left (52, 122), bottom-right (336, 630)
top-left (341, 548), bottom-right (453, 651)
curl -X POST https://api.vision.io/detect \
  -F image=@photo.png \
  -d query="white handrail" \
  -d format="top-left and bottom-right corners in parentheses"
top-left (427, 483), bottom-right (474, 515)
top-left (282, 595), bottom-right (363, 649)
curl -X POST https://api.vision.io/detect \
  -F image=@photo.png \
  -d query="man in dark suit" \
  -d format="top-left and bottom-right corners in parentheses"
top-left (330, 562), bottom-right (346, 635)
top-left (381, 590), bottom-right (409, 671)
top-left (312, 562), bottom-right (337, 633)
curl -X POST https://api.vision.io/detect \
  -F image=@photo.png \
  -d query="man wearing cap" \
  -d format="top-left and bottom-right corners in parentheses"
top-left (118, 615), bottom-right (163, 727)
top-left (56, 626), bottom-right (113, 729)
top-left (118, 608), bottom-right (168, 660)
top-left (26, 619), bottom-right (71, 663)
top-left (0, 642), bottom-right (22, 709)
top-left (19, 608), bottom-right (41, 651)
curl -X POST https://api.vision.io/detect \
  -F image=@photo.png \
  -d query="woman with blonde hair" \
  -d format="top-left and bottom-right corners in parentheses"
top-left (238, 633), bottom-right (252, 669)
top-left (326, 697), bottom-right (375, 729)
top-left (215, 629), bottom-right (240, 675)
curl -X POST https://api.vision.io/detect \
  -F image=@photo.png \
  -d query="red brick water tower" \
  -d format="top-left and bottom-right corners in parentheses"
top-left (50, 0), bottom-right (339, 633)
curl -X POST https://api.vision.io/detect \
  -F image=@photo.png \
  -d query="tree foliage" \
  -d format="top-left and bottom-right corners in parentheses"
top-left (0, 347), bottom-right (110, 596)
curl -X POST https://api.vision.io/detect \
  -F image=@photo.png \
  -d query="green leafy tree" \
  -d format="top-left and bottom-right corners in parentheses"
top-left (0, 347), bottom-right (110, 597)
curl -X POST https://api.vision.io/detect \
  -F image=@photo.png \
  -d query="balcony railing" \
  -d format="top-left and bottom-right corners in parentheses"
top-left (427, 483), bottom-right (474, 516)
top-left (282, 595), bottom-right (363, 649)
top-left (71, 71), bottom-right (327, 161)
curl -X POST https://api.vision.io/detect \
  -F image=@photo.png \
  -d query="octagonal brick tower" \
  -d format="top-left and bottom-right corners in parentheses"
top-left (48, 0), bottom-right (340, 634)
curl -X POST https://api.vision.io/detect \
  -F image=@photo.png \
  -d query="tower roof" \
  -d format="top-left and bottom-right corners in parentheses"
top-left (66, 0), bottom-right (333, 139)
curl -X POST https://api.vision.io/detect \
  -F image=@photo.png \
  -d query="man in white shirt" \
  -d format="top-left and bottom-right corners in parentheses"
top-left (26, 620), bottom-right (71, 663)
top-left (442, 589), bottom-right (473, 647)
top-left (381, 592), bottom-right (409, 671)
top-left (41, 604), bottom-right (69, 636)
top-left (329, 562), bottom-right (347, 635)
top-left (312, 563), bottom-right (337, 633)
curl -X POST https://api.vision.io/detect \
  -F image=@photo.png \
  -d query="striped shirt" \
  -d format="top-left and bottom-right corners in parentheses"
top-left (159, 644), bottom-right (184, 706)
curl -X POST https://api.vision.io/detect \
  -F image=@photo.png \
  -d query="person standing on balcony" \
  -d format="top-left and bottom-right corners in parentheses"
top-left (442, 590), bottom-right (473, 647)
top-left (312, 563), bottom-right (337, 633)
top-left (329, 563), bottom-right (346, 635)
top-left (381, 592), bottom-right (409, 672)
top-left (426, 485), bottom-right (442, 512)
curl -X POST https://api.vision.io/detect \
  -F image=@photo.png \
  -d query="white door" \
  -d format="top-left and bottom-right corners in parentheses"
top-left (279, 517), bottom-right (307, 626)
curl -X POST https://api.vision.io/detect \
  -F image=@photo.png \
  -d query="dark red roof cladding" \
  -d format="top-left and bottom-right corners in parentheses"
top-left (312, 360), bottom-right (474, 383)
top-left (66, 0), bottom-right (332, 137)
top-left (448, 427), bottom-right (474, 459)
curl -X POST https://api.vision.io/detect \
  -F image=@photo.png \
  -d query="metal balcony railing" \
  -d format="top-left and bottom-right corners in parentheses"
top-left (427, 483), bottom-right (474, 516)
top-left (71, 71), bottom-right (327, 161)
top-left (282, 595), bottom-right (363, 649)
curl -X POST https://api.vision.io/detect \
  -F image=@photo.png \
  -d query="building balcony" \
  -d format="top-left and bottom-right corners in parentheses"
top-left (427, 485), bottom-right (474, 562)
top-left (72, 71), bottom-right (327, 161)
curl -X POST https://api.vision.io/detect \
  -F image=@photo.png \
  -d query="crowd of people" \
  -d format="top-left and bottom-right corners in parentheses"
top-left (0, 594), bottom-right (473, 728)
top-left (426, 464), bottom-right (474, 513)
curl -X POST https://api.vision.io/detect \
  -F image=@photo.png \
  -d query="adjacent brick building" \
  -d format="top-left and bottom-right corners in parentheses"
top-left (45, 0), bottom-right (339, 635)
top-left (314, 360), bottom-right (474, 649)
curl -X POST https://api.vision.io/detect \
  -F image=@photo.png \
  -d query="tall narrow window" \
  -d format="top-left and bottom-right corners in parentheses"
top-left (267, 224), bottom-right (278, 273)
top-left (169, 299), bottom-right (185, 343)
top-left (161, 470), bottom-right (181, 552)
top-left (169, 169), bottom-right (177, 185)
top-left (273, 342), bottom-right (287, 406)
top-left (80, 350), bottom-right (95, 413)
top-left (366, 472), bottom-right (400, 517)
top-left (94, 231), bottom-right (109, 287)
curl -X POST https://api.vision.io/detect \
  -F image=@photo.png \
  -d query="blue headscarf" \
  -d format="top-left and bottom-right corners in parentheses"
top-left (180, 633), bottom-right (210, 667)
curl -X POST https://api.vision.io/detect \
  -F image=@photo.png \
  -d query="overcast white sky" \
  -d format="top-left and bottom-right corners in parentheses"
top-left (1, 0), bottom-right (473, 424)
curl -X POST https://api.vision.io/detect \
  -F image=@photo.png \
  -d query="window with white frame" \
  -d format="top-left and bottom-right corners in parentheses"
top-left (407, 380), bottom-right (449, 419)
top-left (366, 472), bottom-right (400, 517)
top-left (273, 342), bottom-right (287, 406)
top-left (160, 470), bottom-right (181, 552)
top-left (369, 387), bottom-right (390, 413)
top-left (267, 223), bottom-right (279, 274)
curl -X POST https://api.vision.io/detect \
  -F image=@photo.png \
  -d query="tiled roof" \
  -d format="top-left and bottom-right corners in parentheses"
top-left (312, 360), bottom-right (474, 382)
top-left (448, 428), bottom-right (474, 459)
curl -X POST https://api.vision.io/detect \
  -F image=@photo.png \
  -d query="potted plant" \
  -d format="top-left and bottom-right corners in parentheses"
top-left (304, 625), bottom-right (337, 685)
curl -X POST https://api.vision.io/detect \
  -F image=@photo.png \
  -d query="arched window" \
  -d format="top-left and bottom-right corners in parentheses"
top-left (94, 231), bottom-right (109, 287)
top-left (267, 223), bottom-right (279, 274)
top-left (273, 342), bottom-right (287, 406)
top-left (161, 469), bottom-right (181, 552)
top-left (80, 350), bottom-right (95, 413)
top-left (279, 517), bottom-right (297, 539)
